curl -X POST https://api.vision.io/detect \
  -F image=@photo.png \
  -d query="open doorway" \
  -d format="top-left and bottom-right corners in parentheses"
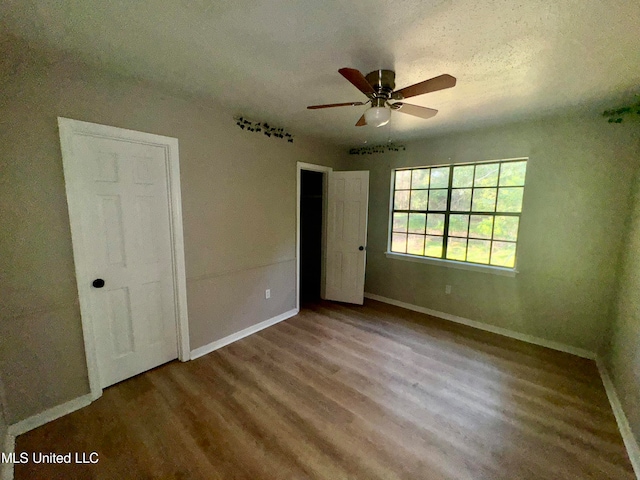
top-left (300, 170), bottom-right (323, 302)
top-left (296, 162), bottom-right (332, 309)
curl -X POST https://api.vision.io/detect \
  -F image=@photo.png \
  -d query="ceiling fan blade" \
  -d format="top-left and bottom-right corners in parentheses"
top-left (307, 101), bottom-right (366, 109)
top-left (339, 68), bottom-right (376, 95)
top-left (356, 114), bottom-right (367, 126)
top-left (393, 103), bottom-right (438, 119)
top-left (393, 74), bottom-right (456, 100)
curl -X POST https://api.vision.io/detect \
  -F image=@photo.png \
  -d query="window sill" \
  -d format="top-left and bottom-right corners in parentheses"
top-left (385, 252), bottom-right (518, 277)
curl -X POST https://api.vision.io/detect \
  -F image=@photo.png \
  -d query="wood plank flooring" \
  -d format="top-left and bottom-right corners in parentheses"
top-left (15, 299), bottom-right (635, 479)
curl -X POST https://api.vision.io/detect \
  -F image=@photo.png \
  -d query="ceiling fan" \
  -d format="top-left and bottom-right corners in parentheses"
top-left (307, 68), bottom-right (456, 127)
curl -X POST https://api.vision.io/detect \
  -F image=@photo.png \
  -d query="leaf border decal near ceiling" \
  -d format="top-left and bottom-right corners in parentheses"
top-left (603, 96), bottom-right (640, 123)
top-left (349, 143), bottom-right (406, 155)
top-left (234, 116), bottom-right (294, 142)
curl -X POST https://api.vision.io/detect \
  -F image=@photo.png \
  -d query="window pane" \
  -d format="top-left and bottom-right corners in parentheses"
top-left (452, 165), bottom-right (474, 187)
top-left (408, 213), bottom-right (426, 233)
top-left (425, 235), bottom-right (443, 257)
top-left (392, 213), bottom-right (408, 232)
top-left (471, 188), bottom-right (497, 212)
top-left (430, 167), bottom-right (450, 188)
top-left (499, 161), bottom-right (527, 186)
top-left (493, 216), bottom-right (519, 241)
top-left (407, 234), bottom-right (425, 255)
top-left (410, 190), bottom-right (429, 210)
top-left (428, 189), bottom-right (448, 210)
top-left (451, 188), bottom-right (471, 211)
top-left (474, 163), bottom-right (499, 187)
top-left (467, 239), bottom-right (491, 264)
top-left (426, 214), bottom-right (444, 235)
top-left (394, 190), bottom-right (410, 210)
top-left (469, 215), bottom-right (494, 239)
top-left (497, 187), bottom-right (524, 212)
top-left (446, 238), bottom-right (467, 261)
top-left (491, 241), bottom-right (516, 267)
top-left (449, 214), bottom-right (469, 237)
top-left (393, 161), bottom-right (525, 268)
top-left (395, 170), bottom-right (411, 189)
top-left (411, 169), bottom-right (429, 189)
top-left (391, 233), bottom-right (407, 253)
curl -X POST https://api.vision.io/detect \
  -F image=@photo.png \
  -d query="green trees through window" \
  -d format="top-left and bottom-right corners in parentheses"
top-left (390, 159), bottom-right (527, 268)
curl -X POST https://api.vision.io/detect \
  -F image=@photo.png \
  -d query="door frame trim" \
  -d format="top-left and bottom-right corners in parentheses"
top-left (296, 162), bottom-right (332, 310)
top-left (58, 117), bottom-right (190, 401)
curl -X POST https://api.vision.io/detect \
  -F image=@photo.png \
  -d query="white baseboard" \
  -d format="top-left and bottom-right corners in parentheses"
top-left (2, 302), bottom-right (638, 479)
top-left (2, 393), bottom-right (91, 480)
top-left (596, 358), bottom-right (640, 479)
top-left (190, 308), bottom-right (299, 360)
top-left (364, 293), bottom-right (596, 360)
top-left (0, 307), bottom-right (300, 479)
top-left (364, 292), bottom-right (640, 477)
top-left (1, 432), bottom-right (15, 480)
top-left (0, 306), bottom-right (299, 476)
top-left (7, 394), bottom-right (92, 438)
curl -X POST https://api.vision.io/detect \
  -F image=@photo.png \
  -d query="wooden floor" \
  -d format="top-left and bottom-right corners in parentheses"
top-left (15, 300), bottom-right (634, 479)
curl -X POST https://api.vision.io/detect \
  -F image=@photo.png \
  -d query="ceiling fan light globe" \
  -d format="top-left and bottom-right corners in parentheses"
top-left (364, 106), bottom-right (391, 127)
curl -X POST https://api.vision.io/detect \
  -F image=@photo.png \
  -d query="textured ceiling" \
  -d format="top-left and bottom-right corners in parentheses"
top-left (1, 0), bottom-right (639, 145)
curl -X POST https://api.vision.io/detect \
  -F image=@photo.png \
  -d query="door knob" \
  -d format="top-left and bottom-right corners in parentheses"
top-left (359, 246), bottom-right (365, 251)
top-left (92, 278), bottom-right (105, 288)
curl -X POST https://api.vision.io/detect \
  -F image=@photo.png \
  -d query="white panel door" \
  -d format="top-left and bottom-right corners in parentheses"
top-left (325, 171), bottom-right (369, 304)
top-left (71, 134), bottom-right (178, 388)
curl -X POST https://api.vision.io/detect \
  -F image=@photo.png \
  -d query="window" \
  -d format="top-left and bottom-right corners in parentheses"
top-left (389, 158), bottom-right (527, 269)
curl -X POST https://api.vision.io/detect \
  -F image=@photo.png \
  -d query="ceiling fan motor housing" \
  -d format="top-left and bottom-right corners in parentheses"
top-left (365, 70), bottom-right (396, 100)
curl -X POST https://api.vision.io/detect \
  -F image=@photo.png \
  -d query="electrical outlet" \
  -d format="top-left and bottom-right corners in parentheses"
top-left (265, 289), bottom-right (271, 299)
top-left (445, 285), bottom-right (452, 295)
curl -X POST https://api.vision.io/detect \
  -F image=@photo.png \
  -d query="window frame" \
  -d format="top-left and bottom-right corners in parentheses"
top-left (386, 157), bottom-right (528, 275)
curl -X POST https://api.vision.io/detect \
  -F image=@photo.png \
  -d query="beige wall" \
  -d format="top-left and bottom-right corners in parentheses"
top-left (0, 376), bottom-right (7, 454)
top-left (0, 39), bottom-right (343, 424)
top-left (0, 406), bottom-right (8, 480)
top-left (605, 169), bottom-right (640, 444)
top-left (342, 116), bottom-right (639, 353)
